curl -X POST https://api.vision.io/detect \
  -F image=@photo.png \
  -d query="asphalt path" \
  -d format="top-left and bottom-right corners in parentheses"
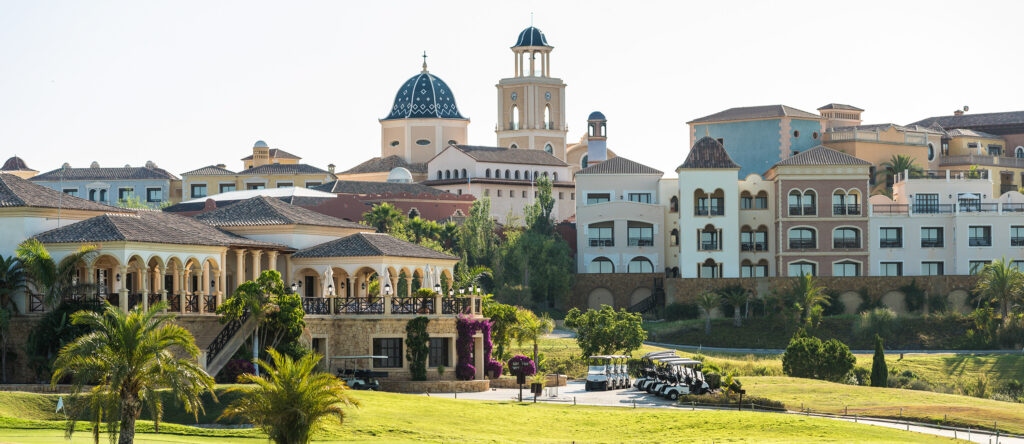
top-left (421, 381), bottom-right (1022, 443)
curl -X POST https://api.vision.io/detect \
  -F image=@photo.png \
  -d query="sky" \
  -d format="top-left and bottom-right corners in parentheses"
top-left (2, 0), bottom-right (1023, 178)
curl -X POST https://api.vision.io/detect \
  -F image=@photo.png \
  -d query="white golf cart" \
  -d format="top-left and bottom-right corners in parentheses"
top-left (585, 355), bottom-right (629, 391)
top-left (331, 355), bottom-right (389, 390)
top-left (634, 351), bottom-right (677, 391)
top-left (656, 358), bottom-right (710, 400)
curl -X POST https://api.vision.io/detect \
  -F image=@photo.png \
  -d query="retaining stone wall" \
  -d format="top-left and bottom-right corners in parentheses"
top-left (381, 379), bottom-right (489, 393)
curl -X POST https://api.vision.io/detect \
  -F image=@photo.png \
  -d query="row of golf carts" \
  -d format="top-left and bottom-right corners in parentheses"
top-left (585, 351), bottom-right (710, 400)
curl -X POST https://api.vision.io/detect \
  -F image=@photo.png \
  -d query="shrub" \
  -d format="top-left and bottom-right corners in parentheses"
top-left (850, 366), bottom-right (870, 386)
top-left (855, 307), bottom-right (900, 339)
top-left (219, 359), bottom-right (255, 383)
top-left (781, 334), bottom-right (855, 382)
top-left (823, 294), bottom-right (846, 317)
top-left (704, 372), bottom-right (722, 390)
top-left (405, 317), bottom-right (431, 381)
top-left (900, 280), bottom-right (926, 313)
top-left (926, 293), bottom-right (949, 313)
top-left (678, 394), bottom-right (785, 411)
top-left (507, 355), bottom-right (536, 377)
top-left (870, 335), bottom-right (887, 387)
top-left (664, 302), bottom-right (701, 321)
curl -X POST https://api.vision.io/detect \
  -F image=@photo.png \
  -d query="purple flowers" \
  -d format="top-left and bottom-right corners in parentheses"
top-left (455, 316), bottom-right (502, 380)
top-left (507, 355), bottom-right (536, 377)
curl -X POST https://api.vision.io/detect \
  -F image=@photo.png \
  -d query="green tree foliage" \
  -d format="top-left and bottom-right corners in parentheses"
top-left (696, 292), bottom-right (721, 336)
top-left (0, 254), bottom-right (25, 383)
top-left (361, 202), bottom-right (406, 234)
top-left (16, 239), bottom-right (97, 309)
top-left (25, 300), bottom-right (104, 381)
top-left (721, 287), bottom-right (749, 327)
top-left (397, 271), bottom-right (408, 298)
top-left (791, 274), bottom-right (829, 326)
top-left (53, 302), bottom-right (215, 444)
top-left (871, 335), bottom-right (887, 387)
top-left (218, 271), bottom-right (307, 371)
top-left (222, 349), bottom-right (359, 444)
top-left (877, 154), bottom-right (922, 187)
top-left (411, 272), bottom-right (421, 292)
top-left (975, 257), bottom-right (1024, 326)
top-left (482, 299), bottom-right (518, 361)
top-left (458, 198), bottom-right (497, 269)
top-left (781, 334), bottom-right (855, 382)
top-left (511, 307), bottom-right (554, 365)
top-left (502, 231), bottom-right (573, 308)
top-left (405, 317), bottom-right (430, 381)
top-left (564, 306), bottom-right (646, 358)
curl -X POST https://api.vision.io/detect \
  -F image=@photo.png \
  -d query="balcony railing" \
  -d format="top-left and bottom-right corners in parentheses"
top-left (958, 203), bottom-right (999, 213)
top-left (442, 296), bottom-right (472, 315)
top-left (969, 237), bottom-right (992, 247)
top-left (694, 206), bottom-right (724, 216)
top-left (168, 293), bottom-right (181, 312)
top-left (335, 296), bottom-right (384, 315)
top-left (789, 239), bottom-right (816, 249)
top-left (832, 204), bottom-right (861, 216)
top-left (302, 297), bottom-right (331, 315)
top-left (789, 205), bottom-right (816, 216)
top-left (1003, 203), bottom-right (1024, 212)
top-left (897, 169), bottom-right (989, 182)
top-left (879, 240), bottom-right (902, 248)
top-left (28, 294), bottom-right (45, 313)
top-left (204, 295), bottom-right (217, 313)
top-left (1012, 237), bottom-right (1024, 247)
top-left (128, 293), bottom-right (143, 310)
top-left (184, 294), bottom-right (200, 313)
top-left (147, 293), bottom-right (161, 308)
top-left (940, 154), bottom-right (1024, 169)
top-left (740, 242), bottom-right (769, 252)
top-left (912, 204), bottom-right (954, 214)
top-left (833, 239), bottom-right (861, 249)
top-left (392, 296), bottom-right (435, 315)
top-left (699, 241), bottom-right (719, 251)
top-left (921, 239), bottom-right (944, 248)
top-left (628, 238), bottom-right (654, 247)
top-left (589, 238), bottom-right (614, 247)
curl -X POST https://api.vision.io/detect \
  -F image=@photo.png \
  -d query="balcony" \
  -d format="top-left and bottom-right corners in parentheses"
top-left (740, 242), bottom-right (769, 252)
top-left (958, 203), bottom-right (999, 213)
top-left (940, 154), bottom-right (1024, 169)
top-left (832, 204), bottom-right (862, 216)
top-left (912, 204), bottom-right (953, 214)
top-left (879, 240), bottom-right (902, 248)
top-left (896, 169), bottom-right (989, 183)
top-left (921, 239), bottom-right (944, 248)
top-left (968, 237), bottom-right (992, 247)
top-left (694, 206), bottom-right (724, 216)
top-left (1012, 237), bottom-right (1024, 247)
top-left (589, 238), bottom-right (614, 247)
top-left (301, 295), bottom-right (481, 317)
top-left (789, 239), bottom-right (816, 249)
top-left (700, 241), bottom-right (720, 251)
top-left (1004, 203), bottom-right (1024, 213)
top-left (872, 204), bottom-right (908, 215)
top-left (628, 238), bottom-right (654, 247)
top-left (789, 205), bottom-right (816, 216)
top-left (833, 239), bottom-right (861, 249)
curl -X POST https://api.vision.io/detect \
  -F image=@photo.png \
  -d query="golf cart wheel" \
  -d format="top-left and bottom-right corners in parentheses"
top-left (668, 391), bottom-right (678, 401)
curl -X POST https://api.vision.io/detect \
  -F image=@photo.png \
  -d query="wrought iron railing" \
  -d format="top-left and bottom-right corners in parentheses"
top-left (694, 206), bottom-right (724, 216)
top-left (832, 204), bottom-right (861, 215)
top-left (959, 203), bottom-right (999, 213)
top-left (921, 239), bottom-right (944, 248)
top-left (302, 297), bottom-right (331, 315)
top-left (333, 296), bottom-right (384, 315)
top-left (789, 239), bottom-right (816, 249)
top-left (969, 236), bottom-right (992, 247)
top-left (168, 293), bottom-right (181, 312)
top-left (441, 297), bottom-right (472, 315)
top-left (1012, 237), bottom-right (1024, 247)
top-left (912, 204), bottom-right (953, 214)
top-left (879, 240), bottom-right (902, 248)
top-left (128, 293), bottom-right (142, 310)
top-left (589, 238), bottom-right (614, 247)
top-left (1003, 203), bottom-right (1024, 212)
top-left (204, 295), bottom-right (217, 313)
top-left (699, 241), bottom-right (719, 251)
top-left (789, 205), bottom-right (816, 216)
top-left (832, 239), bottom-right (860, 249)
top-left (147, 293), bottom-right (161, 308)
top-left (184, 294), bottom-right (199, 313)
top-left (628, 238), bottom-right (654, 247)
top-left (28, 294), bottom-right (45, 313)
top-left (391, 297), bottom-right (435, 314)
top-left (206, 312), bottom-right (250, 368)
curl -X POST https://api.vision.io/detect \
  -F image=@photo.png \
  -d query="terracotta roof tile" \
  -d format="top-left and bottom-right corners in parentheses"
top-left (194, 195), bottom-right (369, 229)
top-left (292, 232), bottom-right (457, 260)
top-left (34, 211), bottom-right (282, 248)
top-left (577, 156), bottom-right (662, 175)
top-left (773, 145), bottom-right (870, 167)
top-left (341, 156), bottom-right (427, 174)
top-left (688, 105), bottom-right (821, 124)
top-left (678, 137), bottom-right (740, 169)
top-left (0, 173), bottom-right (127, 212)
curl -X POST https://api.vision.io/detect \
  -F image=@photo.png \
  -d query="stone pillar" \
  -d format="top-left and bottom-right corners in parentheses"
top-left (199, 262), bottom-right (210, 314)
top-left (178, 270), bottom-right (186, 314)
top-left (251, 250), bottom-right (263, 281)
top-left (384, 294), bottom-right (392, 315)
top-left (214, 271), bottom-right (223, 305)
top-left (473, 335), bottom-right (484, 380)
top-left (141, 268), bottom-right (150, 311)
top-left (161, 289), bottom-right (168, 313)
top-left (118, 266), bottom-right (129, 312)
top-left (234, 249), bottom-right (246, 289)
top-left (266, 251), bottom-right (278, 272)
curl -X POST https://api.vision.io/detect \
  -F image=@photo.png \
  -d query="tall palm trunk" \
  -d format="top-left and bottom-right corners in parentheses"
top-left (733, 306), bottom-right (741, 327)
top-left (118, 396), bottom-right (139, 444)
top-left (704, 311), bottom-right (711, 336)
top-left (533, 341), bottom-right (539, 366)
top-left (252, 326), bottom-right (260, 376)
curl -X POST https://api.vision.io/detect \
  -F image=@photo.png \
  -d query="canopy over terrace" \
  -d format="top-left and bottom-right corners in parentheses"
top-left (32, 211), bottom-right (289, 314)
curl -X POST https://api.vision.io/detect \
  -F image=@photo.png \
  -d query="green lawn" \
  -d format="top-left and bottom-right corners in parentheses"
top-left (0, 390), bottom-right (962, 443)
top-left (746, 376), bottom-right (1024, 434)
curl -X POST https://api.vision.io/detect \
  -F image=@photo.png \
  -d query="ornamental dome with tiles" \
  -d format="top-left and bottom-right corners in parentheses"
top-left (382, 63), bottom-right (465, 120)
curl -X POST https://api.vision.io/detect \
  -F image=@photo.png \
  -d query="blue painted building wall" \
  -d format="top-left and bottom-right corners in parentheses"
top-left (32, 179), bottom-right (173, 207)
top-left (692, 118), bottom-right (824, 177)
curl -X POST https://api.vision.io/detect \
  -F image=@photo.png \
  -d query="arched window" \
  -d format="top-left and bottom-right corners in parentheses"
top-left (670, 228), bottom-right (679, 246)
top-left (600, 123), bottom-right (606, 137)
top-left (788, 261), bottom-right (816, 277)
top-left (510, 143), bottom-right (519, 149)
top-left (553, 172), bottom-right (558, 181)
top-left (833, 260), bottom-right (860, 277)
top-left (802, 190), bottom-right (816, 215)
top-left (628, 257), bottom-right (654, 273)
top-left (698, 224), bottom-right (720, 251)
top-left (485, 169), bottom-right (491, 178)
top-left (511, 105), bottom-right (520, 130)
top-left (581, 155), bottom-right (589, 168)
top-left (437, 171), bottom-right (443, 180)
top-left (833, 227), bottom-right (861, 249)
top-left (699, 258), bottom-right (720, 278)
top-left (670, 196), bottom-right (679, 213)
top-left (544, 105), bottom-right (552, 129)
top-left (542, 171), bottom-right (549, 178)
top-left (588, 123), bottom-right (595, 137)
top-left (588, 257), bottom-right (614, 273)
top-left (789, 227), bottom-right (816, 249)
top-left (89, 189), bottom-right (96, 201)
top-left (515, 170), bottom-right (521, 180)
top-left (1016, 146), bottom-right (1024, 159)
top-left (99, 189), bottom-right (107, 202)
top-left (461, 168), bottom-right (467, 178)
top-left (789, 190), bottom-right (816, 216)
top-left (544, 143), bottom-right (553, 155)
top-left (445, 170), bottom-right (451, 179)
top-left (504, 169), bottom-right (511, 179)
top-left (927, 143), bottom-right (935, 161)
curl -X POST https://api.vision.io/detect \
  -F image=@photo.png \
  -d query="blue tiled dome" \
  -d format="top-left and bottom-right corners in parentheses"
top-left (588, 111), bottom-right (606, 120)
top-left (513, 26), bottom-right (551, 48)
top-left (383, 71), bottom-right (465, 120)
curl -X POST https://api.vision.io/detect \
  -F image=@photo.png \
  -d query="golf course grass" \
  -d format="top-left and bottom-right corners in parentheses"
top-left (0, 390), bottom-right (963, 443)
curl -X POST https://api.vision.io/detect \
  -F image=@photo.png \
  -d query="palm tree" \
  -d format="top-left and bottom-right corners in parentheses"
top-left (696, 292), bottom-right (721, 336)
top-left (407, 217), bottom-right (439, 244)
top-left (16, 239), bottom-right (97, 309)
top-left (454, 264), bottom-right (493, 293)
top-left (511, 307), bottom-right (554, 365)
top-left (976, 257), bottom-right (1024, 326)
top-left (218, 270), bottom-right (285, 377)
top-left (52, 302), bottom-right (215, 444)
top-left (222, 349), bottom-right (358, 444)
top-left (877, 154), bottom-right (922, 186)
top-left (793, 274), bottom-right (830, 324)
top-left (438, 222), bottom-right (460, 251)
top-left (0, 255), bottom-right (25, 382)
top-left (722, 288), bottom-right (750, 327)
top-left (361, 202), bottom-right (406, 234)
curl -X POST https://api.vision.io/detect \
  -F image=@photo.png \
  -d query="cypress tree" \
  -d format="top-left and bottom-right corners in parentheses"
top-left (870, 334), bottom-right (887, 387)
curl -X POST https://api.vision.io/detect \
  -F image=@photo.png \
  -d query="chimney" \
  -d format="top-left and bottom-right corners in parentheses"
top-left (328, 163), bottom-right (336, 174)
top-left (203, 198), bottom-right (217, 211)
top-left (953, 110), bottom-right (964, 116)
top-left (216, 163), bottom-right (227, 169)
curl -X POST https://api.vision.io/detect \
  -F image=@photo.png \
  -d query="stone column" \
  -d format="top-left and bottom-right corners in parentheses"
top-left (473, 335), bottom-right (485, 380)
top-left (234, 249), bottom-right (247, 289)
top-left (141, 268), bottom-right (150, 311)
top-left (178, 269), bottom-right (186, 314)
top-left (267, 251), bottom-right (278, 272)
top-left (251, 250), bottom-right (263, 280)
top-left (384, 294), bottom-right (392, 315)
top-left (199, 262), bottom-right (210, 314)
top-left (118, 265), bottom-right (129, 313)
top-left (214, 271), bottom-right (223, 305)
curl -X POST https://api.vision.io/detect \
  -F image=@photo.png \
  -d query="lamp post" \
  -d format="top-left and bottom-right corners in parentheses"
top-left (433, 283), bottom-right (441, 295)
top-left (384, 282), bottom-right (393, 296)
top-left (327, 284), bottom-right (335, 297)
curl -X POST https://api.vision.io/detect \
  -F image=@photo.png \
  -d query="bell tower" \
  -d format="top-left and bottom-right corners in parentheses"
top-left (496, 26), bottom-right (567, 160)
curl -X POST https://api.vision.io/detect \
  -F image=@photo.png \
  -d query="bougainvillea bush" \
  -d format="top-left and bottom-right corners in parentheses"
top-left (219, 359), bottom-right (255, 383)
top-left (456, 316), bottom-right (503, 380)
top-left (507, 355), bottom-right (536, 377)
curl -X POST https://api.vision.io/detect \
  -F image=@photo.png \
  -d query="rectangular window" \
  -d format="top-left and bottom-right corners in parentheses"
top-left (276, 182), bottom-right (293, 188)
top-left (970, 260), bottom-right (991, 275)
top-left (521, 190), bottom-right (526, 198)
top-left (483, 189), bottom-right (489, 197)
top-left (988, 145), bottom-right (1002, 156)
top-left (247, 183), bottom-right (266, 190)
top-left (968, 226), bottom-right (991, 247)
top-left (372, 338), bottom-right (403, 368)
top-left (219, 183), bottom-right (236, 193)
top-left (788, 262), bottom-right (816, 277)
top-left (833, 262), bottom-right (860, 277)
top-left (628, 193), bottom-right (651, 203)
top-left (190, 184), bottom-right (207, 198)
top-left (741, 265), bottom-right (752, 278)
top-left (63, 188), bottom-right (78, 197)
top-left (118, 187), bottom-right (133, 201)
top-left (146, 187), bottom-right (162, 202)
top-left (510, 189), bottom-right (515, 198)
top-left (571, 192), bottom-right (575, 200)
top-left (1011, 260), bottom-right (1024, 271)
top-left (1011, 226), bottom-right (1024, 246)
top-left (497, 189), bottom-right (503, 197)
top-left (755, 264), bottom-right (768, 277)
top-left (428, 338), bottom-right (450, 367)
top-left (958, 193), bottom-right (981, 212)
top-left (588, 226), bottom-right (614, 247)
top-left (740, 196), bottom-right (753, 209)
top-left (305, 181), bottom-right (321, 188)
top-left (559, 192), bottom-right (564, 200)
top-left (754, 196), bottom-right (768, 209)
top-left (586, 193), bottom-right (610, 204)
top-left (879, 227), bottom-right (902, 248)
top-left (913, 193), bottom-right (940, 213)
top-left (920, 227), bottom-right (943, 248)
top-left (921, 262), bottom-right (944, 276)
top-left (879, 262), bottom-right (903, 276)
top-left (627, 226), bottom-right (654, 246)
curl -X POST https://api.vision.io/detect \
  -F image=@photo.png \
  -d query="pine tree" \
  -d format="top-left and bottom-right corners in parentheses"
top-left (870, 334), bottom-right (887, 387)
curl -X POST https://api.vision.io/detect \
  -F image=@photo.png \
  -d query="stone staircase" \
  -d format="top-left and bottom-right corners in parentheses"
top-left (200, 313), bottom-right (257, 378)
top-left (628, 277), bottom-right (665, 318)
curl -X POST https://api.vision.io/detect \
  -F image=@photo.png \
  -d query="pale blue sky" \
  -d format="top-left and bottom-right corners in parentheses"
top-left (1, 0), bottom-right (1021, 177)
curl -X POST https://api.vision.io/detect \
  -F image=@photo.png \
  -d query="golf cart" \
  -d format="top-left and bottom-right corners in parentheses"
top-left (653, 358), bottom-right (710, 400)
top-left (584, 355), bottom-right (629, 391)
top-left (633, 351), bottom-right (677, 390)
top-left (331, 355), bottom-right (389, 390)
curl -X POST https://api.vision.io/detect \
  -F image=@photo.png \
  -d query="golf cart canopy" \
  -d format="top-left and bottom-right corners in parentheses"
top-left (588, 355), bottom-right (629, 360)
top-left (657, 358), bottom-right (701, 366)
top-left (643, 351), bottom-right (677, 359)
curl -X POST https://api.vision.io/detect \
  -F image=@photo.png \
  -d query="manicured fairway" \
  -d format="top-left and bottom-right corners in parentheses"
top-left (0, 390), bottom-right (959, 443)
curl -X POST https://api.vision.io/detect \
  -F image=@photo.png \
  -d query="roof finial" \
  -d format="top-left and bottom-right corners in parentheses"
top-left (530, 12), bottom-right (534, 27)
top-left (421, 51), bottom-right (428, 73)
top-left (705, 127), bottom-right (710, 137)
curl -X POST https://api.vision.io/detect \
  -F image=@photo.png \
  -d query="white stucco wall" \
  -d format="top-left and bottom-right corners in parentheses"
top-left (677, 169), bottom-right (741, 278)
